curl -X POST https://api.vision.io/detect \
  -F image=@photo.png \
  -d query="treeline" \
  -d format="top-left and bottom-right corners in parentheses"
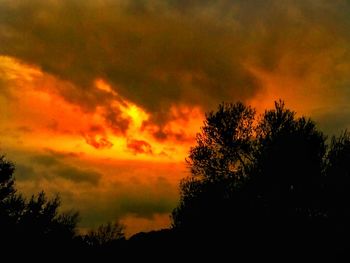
top-left (0, 155), bottom-right (127, 256)
top-left (1, 101), bottom-right (350, 260)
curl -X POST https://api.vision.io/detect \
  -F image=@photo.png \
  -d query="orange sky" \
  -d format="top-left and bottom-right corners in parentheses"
top-left (0, 56), bottom-right (200, 235)
top-left (1, 0), bottom-right (350, 236)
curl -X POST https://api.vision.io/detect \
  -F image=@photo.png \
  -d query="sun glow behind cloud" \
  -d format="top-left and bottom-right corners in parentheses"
top-left (0, 56), bottom-right (199, 235)
top-left (0, 56), bottom-right (200, 161)
top-left (1, 0), bottom-right (350, 236)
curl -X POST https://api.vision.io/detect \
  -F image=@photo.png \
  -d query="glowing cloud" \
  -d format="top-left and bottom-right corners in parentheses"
top-left (1, 0), bottom-right (350, 235)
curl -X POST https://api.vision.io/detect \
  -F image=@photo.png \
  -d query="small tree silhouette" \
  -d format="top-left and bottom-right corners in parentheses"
top-left (84, 221), bottom-right (125, 247)
top-left (0, 155), bottom-right (80, 251)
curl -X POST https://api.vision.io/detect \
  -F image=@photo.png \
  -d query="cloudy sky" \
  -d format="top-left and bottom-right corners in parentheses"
top-left (1, 0), bottom-right (350, 236)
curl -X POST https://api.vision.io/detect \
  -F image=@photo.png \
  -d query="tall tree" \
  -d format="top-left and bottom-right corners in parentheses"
top-left (252, 101), bottom-right (327, 220)
top-left (172, 102), bottom-right (256, 231)
top-left (172, 101), bottom-right (328, 242)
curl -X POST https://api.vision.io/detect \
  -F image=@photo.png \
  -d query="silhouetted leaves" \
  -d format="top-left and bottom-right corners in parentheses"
top-left (172, 100), bottom-right (350, 259)
top-left (188, 102), bottom-right (255, 182)
top-left (84, 221), bottom-right (125, 247)
top-left (0, 155), bottom-right (15, 201)
top-left (0, 156), bottom-right (80, 253)
top-left (2, 100), bottom-right (350, 259)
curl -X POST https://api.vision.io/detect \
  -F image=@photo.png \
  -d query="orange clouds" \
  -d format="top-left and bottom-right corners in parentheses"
top-left (2, 0), bottom-right (349, 137)
top-left (84, 132), bottom-right (113, 150)
top-left (10, 147), bottom-right (186, 236)
top-left (0, 56), bottom-right (193, 234)
top-left (0, 57), bottom-right (196, 238)
top-left (0, 56), bottom-right (201, 161)
top-left (2, 0), bottom-right (350, 237)
top-left (127, 139), bottom-right (153, 155)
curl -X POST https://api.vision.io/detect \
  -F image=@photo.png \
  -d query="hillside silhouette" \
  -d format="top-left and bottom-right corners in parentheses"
top-left (1, 100), bottom-right (350, 260)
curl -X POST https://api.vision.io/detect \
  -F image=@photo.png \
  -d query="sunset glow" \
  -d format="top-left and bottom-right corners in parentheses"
top-left (1, 0), bottom-right (350, 236)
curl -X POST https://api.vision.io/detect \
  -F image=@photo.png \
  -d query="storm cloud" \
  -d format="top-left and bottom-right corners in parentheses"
top-left (2, 0), bottom-right (349, 129)
top-left (2, 0), bottom-right (350, 236)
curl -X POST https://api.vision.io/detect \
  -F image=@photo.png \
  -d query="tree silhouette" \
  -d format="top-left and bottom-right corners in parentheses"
top-left (2, 100), bottom-right (350, 259)
top-left (187, 102), bottom-right (256, 181)
top-left (252, 101), bottom-right (326, 217)
top-left (172, 103), bottom-right (256, 232)
top-left (0, 155), bottom-right (130, 259)
top-left (0, 155), bottom-right (18, 244)
top-left (322, 131), bottom-right (350, 254)
top-left (17, 192), bottom-right (80, 248)
top-left (0, 155), bottom-right (15, 200)
top-left (0, 156), bottom-right (80, 252)
top-left (171, 100), bottom-right (346, 258)
top-left (324, 131), bottom-right (350, 217)
top-left (247, 101), bottom-right (328, 255)
top-left (84, 221), bottom-right (125, 247)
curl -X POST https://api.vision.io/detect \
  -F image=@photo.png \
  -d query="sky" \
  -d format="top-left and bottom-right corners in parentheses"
top-left (1, 0), bottom-right (350, 236)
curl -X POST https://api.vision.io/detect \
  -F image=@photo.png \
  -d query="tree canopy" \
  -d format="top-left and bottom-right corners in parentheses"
top-left (172, 101), bottom-right (350, 258)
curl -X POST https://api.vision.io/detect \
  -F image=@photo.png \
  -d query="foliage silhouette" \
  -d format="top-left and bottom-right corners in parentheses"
top-left (172, 101), bottom-right (350, 259)
top-left (172, 102), bottom-right (255, 232)
top-left (2, 100), bottom-right (350, 260)
top-left (0, 155), bottom-right (127, 258)
top-left (84, 221), bottom-right (125, 247)
top-left (0, 156), bottom-right (84, 257)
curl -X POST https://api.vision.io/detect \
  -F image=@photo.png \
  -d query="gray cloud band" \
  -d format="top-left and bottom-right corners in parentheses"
top-left (1, 0), bottom-right (350, 134)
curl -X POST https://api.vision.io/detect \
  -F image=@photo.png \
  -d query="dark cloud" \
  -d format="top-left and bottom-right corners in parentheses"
top-left (119, 197), bottom-right (173, 219)
top-left (43, 148), bottom-right (83, 159)
top-left (127, 139), bottom-right (153, 155)
top-left (8, 148), bottom-right (184, 234)
top-left (82, 125), bottom-right (113, 149)
top-left (313, 107), bottom-right (350, 137)
top-left (31, 154), bottom-right (61, 167)
top-left (117, 175), bottom-right (177, 219)
top-left (83, 134), bottom-right (113, 149)
top-left (53, 166), bottom-right (101, 185)
top-left (152, 129), bottom-right (168, 141)
top-left (2, 0), bottom-right (350, 234)
top-left (0, 0), bottom-right (258, 120)
top-left (78, 174), bottom-right (179, 228)
top-left (16, 152), bottom-right (102, 185)
top-left (151, 128), bottom-right (190, 143)
top-left (1, 0), bottom-right (350, 134)
top-left (104, 106), bottom-right (130, 135)
top-left (14, 163), bottom-right (36, 181)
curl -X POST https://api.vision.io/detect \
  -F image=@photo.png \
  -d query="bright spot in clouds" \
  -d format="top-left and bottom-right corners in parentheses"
top-left (1, 0), bottom-right (350, 236)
